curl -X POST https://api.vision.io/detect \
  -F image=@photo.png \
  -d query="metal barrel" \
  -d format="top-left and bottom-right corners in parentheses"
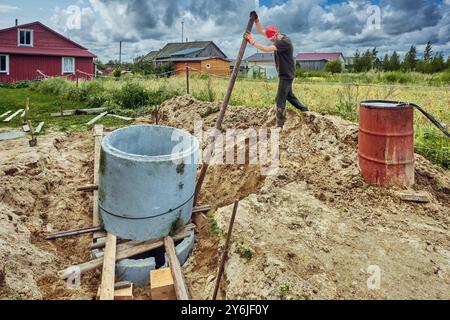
top-left (358, 100), bottom-right (415, 187)
top-left (99, 125), bottom-right (199, 240)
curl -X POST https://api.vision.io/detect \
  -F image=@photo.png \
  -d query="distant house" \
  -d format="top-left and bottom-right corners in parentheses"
top-left (296, 53), bottom-right (345, 71)
top-left (0, 21), bottom-right (96, 83)
top-left (244, 52), bottom-right (277, 79)
top-left (143, 41), bottom-right (230, 77)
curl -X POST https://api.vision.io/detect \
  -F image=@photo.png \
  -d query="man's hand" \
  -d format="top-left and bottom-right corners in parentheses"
top-left (250, 10), bottom-right (259, 22)
top-left (244, 32), bottom-right (255, 45)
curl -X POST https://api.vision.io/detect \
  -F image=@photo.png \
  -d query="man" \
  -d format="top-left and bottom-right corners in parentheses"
top-left (244, 12), bottom-right (308, 128)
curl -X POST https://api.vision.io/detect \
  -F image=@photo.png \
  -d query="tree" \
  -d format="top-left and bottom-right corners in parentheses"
top-left (389, 51), bottom-right (401, 71)
top-left (382, 53), bottom-right (390, 71)
top-left (325, 59), bottom-right (343, 74)
top-left (403, 45), bottom-right (417, 71)
top-left (424, 42), bottom-right (433, 63)
top-left (431, 53), bottom-right (446, 73)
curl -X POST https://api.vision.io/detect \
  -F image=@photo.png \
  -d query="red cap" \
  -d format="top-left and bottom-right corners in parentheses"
top-left (265, 25), bottom-right (279, 39)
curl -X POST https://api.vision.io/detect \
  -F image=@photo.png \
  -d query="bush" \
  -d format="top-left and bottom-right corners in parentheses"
top-left (113, 81), bottom-right (149, 109)
top-left (112, 67), bottom-right (122, 78)
top-left (30, 77), bottom-right (71, 96)
top-left (325, 60), bottom-right (343, 74)
top-left (87, 91), bottom-right (112, 109)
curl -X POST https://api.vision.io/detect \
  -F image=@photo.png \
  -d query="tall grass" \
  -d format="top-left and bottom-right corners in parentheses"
top-left (30, 75), bottom-right (449, 168)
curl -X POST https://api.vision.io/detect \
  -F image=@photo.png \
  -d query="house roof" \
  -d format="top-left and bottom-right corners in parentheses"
top-left (145, 41), bottom-right (227, 60)
top-left (171, 48), bottom-right (204, 56)
top-left (296, 53), bottom-right (343, 61)
top-left (158, 57), bottom-right (230, 62)
top-left (245, 52), bottom-right (275, 62)
top-left (0, 21), bottom-right (96, 58)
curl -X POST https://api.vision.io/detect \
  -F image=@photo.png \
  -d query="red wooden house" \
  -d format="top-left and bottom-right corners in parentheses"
top-left (0, 21), bottom-right (96, 83)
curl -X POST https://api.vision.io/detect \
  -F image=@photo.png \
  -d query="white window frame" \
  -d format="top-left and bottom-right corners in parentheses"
top-left (0, 54), bottom-right (9, 75)
top-left (18, 29), bottom-right (34, 47)
top-left (62, 57), bottom-right (75, 74)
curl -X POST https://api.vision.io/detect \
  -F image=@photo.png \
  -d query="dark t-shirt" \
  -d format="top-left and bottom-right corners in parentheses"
top-left (274, 35), bottom-right (295, 80)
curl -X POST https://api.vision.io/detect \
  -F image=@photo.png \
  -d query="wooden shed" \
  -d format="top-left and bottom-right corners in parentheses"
top-left (172, 57), bottom-right (230, 77)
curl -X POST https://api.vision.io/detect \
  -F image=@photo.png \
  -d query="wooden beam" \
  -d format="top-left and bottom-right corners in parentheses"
top-left (60, 225), bottom-right (194, 279)
top-left (92, 125), bottom-right (103, 230)
top-left (164, 236), bottom-right (190, 300)
top-left (150, 268), bottom-right (176, 300)
top-left (35, 122), bottom-right (45, 134)
top-left (51, 107), bottom-right (106, 117)
top-left (3, 109), bottom-right (23, 122)
top-left (398, 191), bottom-right (430, 203)
top-left (0, 111), bottom-right (12, 119)
top-left (99, 233), bottom-right (117, 300)
top-left (107, 114), bottom-right (134, 121)
top-left (97, 282), bottom-right (133, 300)
top-left (77, 184), bottom-right (99, 192)
top-left (87, 112), bottom-right (108, 126)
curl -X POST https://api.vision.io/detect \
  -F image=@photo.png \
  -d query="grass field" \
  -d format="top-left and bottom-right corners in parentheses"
top-left (0, 75), bottom-right (448, 168)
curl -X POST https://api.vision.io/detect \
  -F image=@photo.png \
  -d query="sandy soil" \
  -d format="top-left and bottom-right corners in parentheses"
top-left (0, 95), bottom-right (448, 300)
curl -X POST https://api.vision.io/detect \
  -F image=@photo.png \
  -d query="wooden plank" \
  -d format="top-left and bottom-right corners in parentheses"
top-left (92, 125), bottom-right (103, 229)
top-left (150, 268), bottom-right (176, 300)
top-left (164, 236), bottom-right (190, 300)
top-left (108, 114), bottom-right (134, 121)
top-left (97, 282), bottom-right (133, 300)
top-left (77, 184), bottom-right (98, 192)
top-left (60, 225), bottom-right (194, 279)
top-left (0, 111), bottom-right (12, 119)
top-left (3, 109), bottom-right (23, 122)
top-left (87, 112), bottom-right (108, 126)
top-left (35, 122), bottom-right (45, 134)
top-left (51, 107), bottom-right (106, 117)
top-left (398, 191), bottom-right (430, 203)
top-left (99, 233), bottom-right (117, 300)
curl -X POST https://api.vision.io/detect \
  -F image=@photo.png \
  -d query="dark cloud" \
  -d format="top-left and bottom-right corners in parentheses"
top-left (49, 0), bottom-right (450, 62)
top-left (380, 0), bottom-right (442, 35)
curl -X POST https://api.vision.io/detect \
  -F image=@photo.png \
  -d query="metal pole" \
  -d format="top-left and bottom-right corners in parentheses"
top-left (212, 200), bottom-right (239, 300)
top-left (181, 21), bottom-right (184, 43)
top-left (186, 63), bottom-right (190, 95)
top-left (194, 11), bottom-right (257, 205)
top-left (119, 41), bottom-right (122, 65)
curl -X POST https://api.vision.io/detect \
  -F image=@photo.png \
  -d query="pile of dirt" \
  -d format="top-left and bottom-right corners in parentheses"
top-left (0, 95), bottom-right (448, 300)
top-left (0, 132), bottom-right (99, 299)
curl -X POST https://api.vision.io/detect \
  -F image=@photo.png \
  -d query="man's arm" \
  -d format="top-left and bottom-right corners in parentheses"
top-left (255, 19), bottom-right (266, 37)
top-left (254, 42), bottom-right (277, 53)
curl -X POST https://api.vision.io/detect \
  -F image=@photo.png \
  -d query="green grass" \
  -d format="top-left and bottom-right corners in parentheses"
top-left (0, 88), bottom-right (129, 133)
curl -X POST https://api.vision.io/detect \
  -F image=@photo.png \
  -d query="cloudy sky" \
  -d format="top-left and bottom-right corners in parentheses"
top-left (0, 0), bottom-right (449, 62)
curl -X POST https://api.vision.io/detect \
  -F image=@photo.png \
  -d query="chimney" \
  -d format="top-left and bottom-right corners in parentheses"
top-left (15, 19), bottom-right (18, 26)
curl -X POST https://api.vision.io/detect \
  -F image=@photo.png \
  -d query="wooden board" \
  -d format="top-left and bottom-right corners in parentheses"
top-left (51, 108), bottom-right (106, 117)
top-left (99, 233), bottom-right (117, 300)
top-left (35, 122), bottom-right (45, 134)
top-left (0, 111), bottom-right (12, 119)
top-left (97, 283), bottom-right (133, 300)
top-left (150, 268), bottom-right (176, 300)
top-left (398, 191), bottom-right (430, 203)
top-left (164, 236), bottom-right (190, 300)
top-left (3, 109), bottom-right (23, 122)
top-left (87, 112), bottom-right (108, 126)
top-left (60, 225), bottom-right (195, 279)
top-left (108, 114), bottom-right (134, 121)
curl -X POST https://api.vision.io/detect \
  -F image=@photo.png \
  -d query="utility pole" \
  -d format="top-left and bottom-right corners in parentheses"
top-left (119, 41), bottom-right (122, 66)
top-left (181, 21), bottom-right (184, 43)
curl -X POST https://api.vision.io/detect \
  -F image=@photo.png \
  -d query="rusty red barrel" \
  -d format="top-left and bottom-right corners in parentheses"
top-left (358, 100), bottom-right (415, 187)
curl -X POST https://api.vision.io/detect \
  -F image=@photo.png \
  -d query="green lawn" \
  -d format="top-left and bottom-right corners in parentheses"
top-left (0, 88), bottom-right (129, 133)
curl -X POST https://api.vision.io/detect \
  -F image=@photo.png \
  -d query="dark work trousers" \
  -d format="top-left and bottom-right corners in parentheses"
top-left (275, 79), bottom-right (308, 127)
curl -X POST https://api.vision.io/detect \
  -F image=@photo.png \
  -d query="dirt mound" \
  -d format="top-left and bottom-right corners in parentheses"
top-left (0, 95), bottom-right (448, 300)
top-left (0, 133), bottom-right (98, 299)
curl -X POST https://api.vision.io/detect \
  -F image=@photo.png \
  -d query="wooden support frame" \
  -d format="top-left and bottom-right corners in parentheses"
top-left (164, 236), bottom-right (190, 300)
top-left (99, 233), bottom-right (117, 300)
